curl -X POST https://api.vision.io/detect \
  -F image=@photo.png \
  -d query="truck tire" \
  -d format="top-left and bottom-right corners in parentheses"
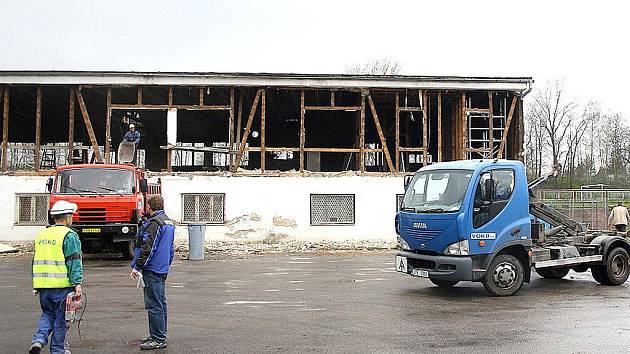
top-left (430, 279), bottom-right (459, 287)
top-left (535, 267), bottom-right (570, 279)
top-left (118, 240), bottom-right (135, 260)
top-left (482, 254), bottom-right (524, 296)
top-left (597, 247), bottom-right (630, 285)
top-left (590, 266), bottom-right (610, 285)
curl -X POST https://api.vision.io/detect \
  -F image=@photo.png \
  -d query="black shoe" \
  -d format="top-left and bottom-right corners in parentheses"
top-left (140, 339), bottom-right (167, 350)
top-left (29, 342), bottom-right (43, 354)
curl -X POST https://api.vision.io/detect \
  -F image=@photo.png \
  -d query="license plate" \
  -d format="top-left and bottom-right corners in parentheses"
top-left (412, 269), bottom-right (429, 278)
top-left (395, 256), bottom-right (408, 273)
top-left (82, 228), bottom-right (101, 233)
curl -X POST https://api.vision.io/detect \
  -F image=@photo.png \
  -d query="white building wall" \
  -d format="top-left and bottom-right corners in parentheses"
top-left (0, 175), bottom-right (404, 242)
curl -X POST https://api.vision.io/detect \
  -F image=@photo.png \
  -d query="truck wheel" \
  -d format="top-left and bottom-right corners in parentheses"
top-left (482, 254), bottom-right (524, 296)
top-left (430, 279), bottom-right (459, 287)
top-left (535, 267), bottom-right (570, 279)
top-left (602, 247), bottom-right (630, 285)
top-left (118, 241), bottom-right (135, 261)
top-left (591, 266), bottom-right (611, 285)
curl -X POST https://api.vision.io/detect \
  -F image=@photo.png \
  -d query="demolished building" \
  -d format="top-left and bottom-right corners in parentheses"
top-left (0, 71), bottom-right (532, 241)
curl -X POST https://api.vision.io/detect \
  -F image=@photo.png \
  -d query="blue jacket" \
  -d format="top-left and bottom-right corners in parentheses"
top-left (131, 210), bottom-right (175, 275)
top-left (124, 130), bottom-right (141, 145)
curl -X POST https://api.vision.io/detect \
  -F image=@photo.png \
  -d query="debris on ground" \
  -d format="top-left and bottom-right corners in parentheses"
top-left (0, 243), bottom-right (18, 254)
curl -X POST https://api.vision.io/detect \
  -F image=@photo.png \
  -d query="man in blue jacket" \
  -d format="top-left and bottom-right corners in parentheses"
top-left (123, 123), bottom-right (141, 165)
top-left (130, 196), bottom-right (175, 350)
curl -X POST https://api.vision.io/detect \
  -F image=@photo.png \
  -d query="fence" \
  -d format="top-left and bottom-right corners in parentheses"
top-left (537, 189), bottom-right (630, 230)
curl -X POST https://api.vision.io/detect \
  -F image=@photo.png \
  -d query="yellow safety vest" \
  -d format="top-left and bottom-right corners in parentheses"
top-left (32, 226), bottom-right (73, 289)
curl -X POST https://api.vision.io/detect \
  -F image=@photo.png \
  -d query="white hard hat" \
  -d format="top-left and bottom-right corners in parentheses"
top-left (50, 200), bottom-right (78, 216)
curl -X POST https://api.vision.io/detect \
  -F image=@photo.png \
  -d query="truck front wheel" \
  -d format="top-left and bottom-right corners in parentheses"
top-left (482, 254), bottom-right (524, 296)
top-left (117, 240), bottom-right (135, 261)
top-left (593, 247), bottom-right (630, 285)
top-left (535, 267), bottom-right (570, 279)
top-left (430, 279), bottom-right (459, 287)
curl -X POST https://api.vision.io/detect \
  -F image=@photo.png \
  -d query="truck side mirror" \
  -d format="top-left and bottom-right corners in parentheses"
top-left (139, 178), bottom-right (148, 193)
top-left (404, 175), bottom-right (413, 190)
top-left (484, 178), bottom-right (494, 203)
top-left (46, 177), bottom-right (53, 193)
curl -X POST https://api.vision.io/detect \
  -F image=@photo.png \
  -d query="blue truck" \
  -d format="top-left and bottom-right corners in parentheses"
top-left (395, 159), bottom-right (630, 296)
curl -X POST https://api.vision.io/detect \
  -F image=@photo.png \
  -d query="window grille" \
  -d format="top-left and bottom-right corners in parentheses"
top-left (15, 193), bottom-right (49, 225)
top-left (310, 194), bottom-right (355, 225)
top-left (396, 194), bottom-right (404, 212)
top-left (182, 193), bottom-right (225, 224)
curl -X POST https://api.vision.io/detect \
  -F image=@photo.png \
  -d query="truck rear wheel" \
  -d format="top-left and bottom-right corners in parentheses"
top-left (535, 267), bottom-right (570, 279)
top-left (117, 240), bottom-right (135, 260)
top-left (430, 279), bottom-right (459, 287)
top-left (593, 247), bottom-right (630, 285)
top-left (482, 254), bottom-right (524, 296)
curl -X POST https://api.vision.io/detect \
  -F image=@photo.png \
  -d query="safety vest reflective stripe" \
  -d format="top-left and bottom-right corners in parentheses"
top-left (32, 260), bottom-right (66, 266)
top-left (32, 225), bottom-right (73, 289)
top-left (32, 272), bottom-right (69, 278)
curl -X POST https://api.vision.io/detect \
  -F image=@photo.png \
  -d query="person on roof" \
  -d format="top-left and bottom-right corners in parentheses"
top-left (123, 123), bottom-right (141, 165)
top-left (29, 200), bottom-right (83, 354)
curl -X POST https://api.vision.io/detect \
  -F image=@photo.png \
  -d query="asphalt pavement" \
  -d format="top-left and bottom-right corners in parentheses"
top-left (1, 252), bottom-right (629, 353)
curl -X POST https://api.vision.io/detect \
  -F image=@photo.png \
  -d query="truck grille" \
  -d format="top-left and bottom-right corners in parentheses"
top-left (77, 208), bottom-right (106, 223)
top-left (404, 228), bottom-right (441, 243)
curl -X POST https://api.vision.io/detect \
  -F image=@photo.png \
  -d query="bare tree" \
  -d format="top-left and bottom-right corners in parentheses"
top-left (563, 104), bottom-right (594, 187)
top-left (528, 80), bottom-right (577, 171)
top-left (345, 58), bottom-right (403, 75)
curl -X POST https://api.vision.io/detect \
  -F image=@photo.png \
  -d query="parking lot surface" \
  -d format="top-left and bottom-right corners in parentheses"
top-left (1, 252), bottom-right (629, 353)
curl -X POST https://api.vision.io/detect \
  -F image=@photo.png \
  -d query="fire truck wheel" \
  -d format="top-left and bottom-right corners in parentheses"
top-left (429, 279), bottom-right (459, 287)
top-left (535, 267), bottom-right (570, 279)
top-left (482, 254), bottom-right (524, 297)
top-left (118, 240), bottom-right (135, 260)
top-left (603, 247), bottom-right (630, 285)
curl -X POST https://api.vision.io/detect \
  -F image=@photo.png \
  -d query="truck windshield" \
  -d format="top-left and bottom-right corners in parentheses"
top-left (56, 168), bottom-right (135, 195)
top-left (402, 169), bottom-right (473, 213)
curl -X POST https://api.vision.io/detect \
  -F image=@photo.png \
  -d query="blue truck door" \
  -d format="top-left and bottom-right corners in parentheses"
top-left (468, 168), bottom-right (520, 254)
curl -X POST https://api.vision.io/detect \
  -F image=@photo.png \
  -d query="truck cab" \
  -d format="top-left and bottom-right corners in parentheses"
top-left (47, 163), bottom-right (160, 259)
top-left (395, 159), bottom-right (630, 296)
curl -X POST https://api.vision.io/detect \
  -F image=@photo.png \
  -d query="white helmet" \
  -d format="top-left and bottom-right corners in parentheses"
top-left (50, 200), bottom-right (78, 216)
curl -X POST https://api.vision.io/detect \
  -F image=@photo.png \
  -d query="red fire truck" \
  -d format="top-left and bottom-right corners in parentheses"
top-left (46, 163), bottom-right (161, 259)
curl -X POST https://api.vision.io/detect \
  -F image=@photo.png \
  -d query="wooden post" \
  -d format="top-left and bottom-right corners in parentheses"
top-left (1, 87), bottom-right (9, 172)
top-left (422, 90), bottom-right (428, 166)
top-left (330, 90), bottom-right (335, 107)
top-left (498, 95), bottom-right (518, 158)
top-left (68, 88), bottom-right (75, 162)
top-left (75, 88), bottom-right (104, 163)
top-left (233, 89), bottom-right (262, 171)
top-left (168, 86), bottom-right (173, 106)
top-left (35, 87), bottom-right (42, 171)
top-left (229, 88), bottom-right (235, 169)
top-left (299, 90), bottom-right (305, 173)
top-left (367, 94), bottom-right (395, 173)
top-left (488, 91), bottom-right (494, 156)
top-left (137, 87), bottom-right (143, 106)
top-left (260, 89), bottom-right (266, 173)
top-left (395, 92), bottom-right (400, 172)
top-left (359, 92), bottom-right (366, 172)
top-left (166, 148), bottom-right (172, 173)
top-left (199, 87), bottom-right (205, 106)
top-left (236, 92), bottom-right (243, 151)
top-left (105, 88), bottom-right (112, 163)
top-left (437, 91), bottom-right (442, 162)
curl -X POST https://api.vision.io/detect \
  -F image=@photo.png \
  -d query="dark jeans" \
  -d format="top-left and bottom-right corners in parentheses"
top-left (32, 287), bottom-right (73, 354)
top-left (143, 270), bottom-right (168, 343)
top-left (615, 224), bottom-right (627, 232)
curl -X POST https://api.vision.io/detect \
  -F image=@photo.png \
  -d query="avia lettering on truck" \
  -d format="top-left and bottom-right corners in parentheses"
top-left (395, 159), bottom-right (630, 296)
top-left (46, 163), bottom-right (161, 259)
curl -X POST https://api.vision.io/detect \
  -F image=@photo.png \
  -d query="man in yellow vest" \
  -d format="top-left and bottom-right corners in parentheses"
top-left (29, 200), bottom-right (83, 354)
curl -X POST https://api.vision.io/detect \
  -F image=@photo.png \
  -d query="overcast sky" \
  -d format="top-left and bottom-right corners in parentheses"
top-left (1, 0), bottom-right (628, 117)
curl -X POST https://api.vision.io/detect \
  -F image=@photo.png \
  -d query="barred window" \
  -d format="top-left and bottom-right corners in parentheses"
top-left (181, 193), bottom-right (225, 224)
top-left (15, 193), bottom-right (49, 225)
top-left (310, 194), bottom-right (355, 225)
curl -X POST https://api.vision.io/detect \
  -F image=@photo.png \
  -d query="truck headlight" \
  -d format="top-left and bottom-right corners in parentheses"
top-left (444, 240), bottom-right (469, 256)
top-left (397, 236), bottom-right (411, 251)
